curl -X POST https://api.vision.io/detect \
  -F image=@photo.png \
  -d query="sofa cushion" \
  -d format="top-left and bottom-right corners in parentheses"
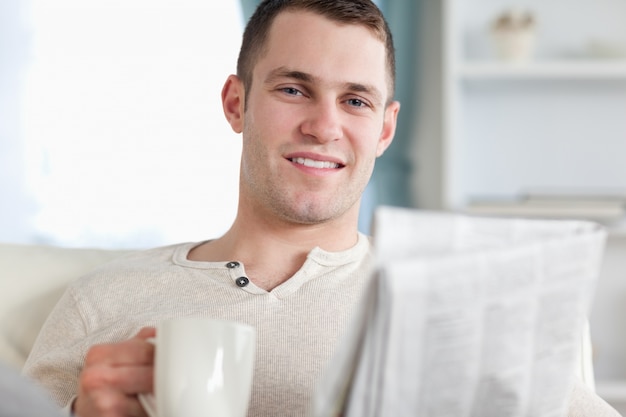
top-left (0, 243), bottom-right (131, 369)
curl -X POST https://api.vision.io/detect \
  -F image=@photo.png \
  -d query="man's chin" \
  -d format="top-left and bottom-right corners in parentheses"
top-left (277, 201), bottom-right (355, 226)
top-left (283, 212), bottom-right (335, 226)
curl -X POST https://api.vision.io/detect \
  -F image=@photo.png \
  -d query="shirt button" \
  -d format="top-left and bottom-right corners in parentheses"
top-left (236, 277), bottom-right (249, 287)
top-left (226, 261), bottom-right (240, 269)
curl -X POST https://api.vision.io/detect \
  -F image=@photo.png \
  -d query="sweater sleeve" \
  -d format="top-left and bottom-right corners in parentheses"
top-left (22, 286), bottom-right (89, 408)
top-left (567, 379), bottom-right (622, 417)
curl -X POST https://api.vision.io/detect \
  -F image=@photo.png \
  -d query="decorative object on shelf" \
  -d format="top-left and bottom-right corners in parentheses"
top-left (490, 9), bottom-right (536, 63)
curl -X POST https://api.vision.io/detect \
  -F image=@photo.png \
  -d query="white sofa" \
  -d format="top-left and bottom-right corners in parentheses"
top-left (0, 242), bottom-right (131, 370)
top-left (0, 241), bottom-right (597, 392)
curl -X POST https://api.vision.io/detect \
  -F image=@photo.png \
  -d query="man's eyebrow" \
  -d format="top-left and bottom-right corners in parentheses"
top-left (264, 67), bottom-right (314, 84)
top-left (265, 66), bottom-right (384, 105)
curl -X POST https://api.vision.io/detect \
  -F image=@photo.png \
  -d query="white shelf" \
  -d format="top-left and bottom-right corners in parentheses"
top-left (425, 0), bottom-right (626, 393)
top-left (458, 60), bottom-right (626, 80)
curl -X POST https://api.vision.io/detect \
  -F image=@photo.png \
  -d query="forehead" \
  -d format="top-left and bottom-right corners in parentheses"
top-left (255, 10), bottom-right (390, 100)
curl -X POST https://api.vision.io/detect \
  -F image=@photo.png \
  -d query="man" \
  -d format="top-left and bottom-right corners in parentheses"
top-left (25, 1), bottom-right (399, 416)
top-left (22, 1), bottom-right (621, 417)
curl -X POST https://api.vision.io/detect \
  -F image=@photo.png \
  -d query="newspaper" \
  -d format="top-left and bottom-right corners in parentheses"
top-left (311, 206), bottom-right (607, 417)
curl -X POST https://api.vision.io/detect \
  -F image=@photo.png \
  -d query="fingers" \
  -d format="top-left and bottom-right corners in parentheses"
top-left (84, 335), bottom-right (155, 369)
top-left (80, 360), bottom-right (153, 395)
top-left (135, 327), bottom-right (156, 340)
top-left (74, 389), bottom-right (148, 417)
top-left (74, 330), bottom-right (157, 417)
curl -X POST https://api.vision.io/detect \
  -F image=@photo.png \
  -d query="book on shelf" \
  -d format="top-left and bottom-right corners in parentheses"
top-left (465, 192), bottom-right (626, 224)
top-left (310, 206), bottom-right (607, 417)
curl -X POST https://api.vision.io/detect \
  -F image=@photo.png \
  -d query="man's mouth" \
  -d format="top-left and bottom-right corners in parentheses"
top-left (289, 157), bottom-right (342, 169)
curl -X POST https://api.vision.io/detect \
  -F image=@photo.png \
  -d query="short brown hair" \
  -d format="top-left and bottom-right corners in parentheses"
top-left (237, 0), bottom-right (396, 102)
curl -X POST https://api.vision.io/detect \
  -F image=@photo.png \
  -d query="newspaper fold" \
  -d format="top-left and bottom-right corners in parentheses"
top-left (311, 207), bottom-right (607, 417)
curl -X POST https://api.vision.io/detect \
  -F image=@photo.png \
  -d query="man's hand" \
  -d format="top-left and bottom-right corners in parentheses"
top-left (74, 327), bottom-right (156, 417)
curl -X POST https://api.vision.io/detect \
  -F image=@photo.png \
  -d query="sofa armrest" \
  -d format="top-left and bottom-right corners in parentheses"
top-left (0, 243), bottom-right (131, 369)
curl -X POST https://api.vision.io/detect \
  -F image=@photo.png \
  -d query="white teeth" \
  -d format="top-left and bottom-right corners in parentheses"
top-left (292, 157), bottom-right (339, 169)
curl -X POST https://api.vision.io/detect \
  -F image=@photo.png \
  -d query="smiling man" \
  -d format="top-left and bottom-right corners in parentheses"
top-left (24, 1), bottom-right (399, 417)
top-left (198, 6), bottom-right (399, 291)
top-left (22, 1), bottom-right (620, 417)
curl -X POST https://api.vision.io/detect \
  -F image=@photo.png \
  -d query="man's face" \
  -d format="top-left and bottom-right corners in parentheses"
top-left (229, 10), bottom-right (399, 226)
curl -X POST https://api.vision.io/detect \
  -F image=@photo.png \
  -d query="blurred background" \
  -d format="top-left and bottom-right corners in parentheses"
top-left (2, 0), bottom-right (626, 412)
top-left (1, 0), bottom-right (244, 248)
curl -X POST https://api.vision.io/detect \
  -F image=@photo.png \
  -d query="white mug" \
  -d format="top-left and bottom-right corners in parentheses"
top-left (139, 318), bottom-right (256, 417)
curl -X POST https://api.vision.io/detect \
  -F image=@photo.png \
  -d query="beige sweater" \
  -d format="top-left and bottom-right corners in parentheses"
top-left (24, 234), bottom-right (374, 417)
top-left (23, 234), bottom-right (620, 417)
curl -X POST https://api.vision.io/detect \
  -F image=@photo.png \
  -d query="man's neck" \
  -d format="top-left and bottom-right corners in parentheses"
top-left (188, 212), bottom-right (360, 291)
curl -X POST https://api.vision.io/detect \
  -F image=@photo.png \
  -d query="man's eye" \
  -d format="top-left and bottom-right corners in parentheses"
top-left (347, 98), bottom-right (367, 107)
top-left (282, 87), bottom-right (302, 96)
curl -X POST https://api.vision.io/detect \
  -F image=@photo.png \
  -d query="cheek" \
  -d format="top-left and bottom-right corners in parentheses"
top-left (250, 97), bottom-right (298, 131)
top-left (241, 118), bottom-right (266, 171)
top-left (346, 141), bottom-right (379, 183)
top-left (373, 121), bottom-right (391, 157)
top-left (352, 124), bottom-right (386, 161)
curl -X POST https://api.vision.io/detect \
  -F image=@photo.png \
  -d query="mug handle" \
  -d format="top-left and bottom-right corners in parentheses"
top-left (138, 338), bottom-right (157, 417)
top-left (138, 393), bottom-right (157, 417)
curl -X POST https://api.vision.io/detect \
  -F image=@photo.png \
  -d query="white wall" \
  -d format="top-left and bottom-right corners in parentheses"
top-left (0, 0), bottom-right (244, 249)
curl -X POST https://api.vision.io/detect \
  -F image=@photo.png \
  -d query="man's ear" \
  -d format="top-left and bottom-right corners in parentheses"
top-left (376, 100), bottom-right (400, 157)
top-left (221, 74), bottom-right (245, 133)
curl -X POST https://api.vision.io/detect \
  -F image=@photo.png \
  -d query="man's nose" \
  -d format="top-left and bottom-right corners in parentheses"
top-left (300, 100), bottom-right (343, 143)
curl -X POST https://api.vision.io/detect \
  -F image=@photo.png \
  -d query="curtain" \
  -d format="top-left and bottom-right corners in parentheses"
top-left (240, 0), bottom-right (261, 22)
top-left (361, 0), bottom-right (419, 232)
top-left (369, 0), bottom-right (418, 208)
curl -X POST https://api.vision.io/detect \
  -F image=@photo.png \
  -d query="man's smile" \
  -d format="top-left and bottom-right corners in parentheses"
top-left (288, 157), bottom-right (342, 169)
